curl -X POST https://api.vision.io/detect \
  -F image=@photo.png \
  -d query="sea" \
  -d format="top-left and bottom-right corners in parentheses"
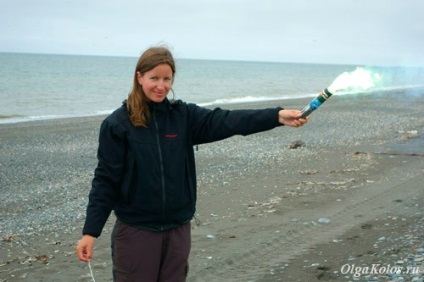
top-left (1, 52), bottom-right (423, 124)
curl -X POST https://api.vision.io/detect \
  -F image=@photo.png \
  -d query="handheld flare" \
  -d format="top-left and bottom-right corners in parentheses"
top-left (299, 67), bottom-right (381, 118)
top-left (300, 88), bottom-right (333, 118)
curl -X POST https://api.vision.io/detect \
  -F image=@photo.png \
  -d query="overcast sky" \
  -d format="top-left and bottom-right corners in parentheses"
top-left (1, 0), bottom-right (423, 66)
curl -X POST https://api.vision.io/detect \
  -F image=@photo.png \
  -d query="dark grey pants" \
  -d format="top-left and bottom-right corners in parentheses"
top-left (111, 220), bottom-right (191, 282)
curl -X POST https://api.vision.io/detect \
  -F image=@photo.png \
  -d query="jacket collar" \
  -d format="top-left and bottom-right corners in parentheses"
top-left (122, 98), bottom-right (173, 113)
top-left (148, 98), bottom-right (171, 113)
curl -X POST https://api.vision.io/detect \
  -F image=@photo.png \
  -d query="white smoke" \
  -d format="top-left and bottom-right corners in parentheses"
top-left (328, 67), bottom-right (382, 94)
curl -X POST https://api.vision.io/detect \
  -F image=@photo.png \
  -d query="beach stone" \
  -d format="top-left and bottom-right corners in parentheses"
top-left (406, 130), bottom-right (419, 137)
top-left (317, 218), bottom-right (331, 224)
top-left (288, 140), bottom-right (305, 149)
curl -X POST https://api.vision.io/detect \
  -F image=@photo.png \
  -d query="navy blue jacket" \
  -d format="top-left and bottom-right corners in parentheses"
top-left (83, 99), bottom-right (282, 237)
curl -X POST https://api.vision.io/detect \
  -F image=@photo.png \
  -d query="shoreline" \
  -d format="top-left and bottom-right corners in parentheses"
top-left (1, 91), bottom-right (423, 281)
top-left (0, 96), bottom-right (312, 126)
top-left (0, 96), bottom-right (312, 129)
top-left (2, 87), bottom-right (423, 126)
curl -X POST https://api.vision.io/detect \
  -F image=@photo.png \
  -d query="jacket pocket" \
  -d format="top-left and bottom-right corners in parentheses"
top-left (185, 156), bottom-right (195, 203)
top-left (121, 155), bottom-right (136, 203)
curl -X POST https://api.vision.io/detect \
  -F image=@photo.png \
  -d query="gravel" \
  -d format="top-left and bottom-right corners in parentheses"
top-left (0, 92), bottom-right (423, 281)
top-left (1, 93), bottom-right (423, 237)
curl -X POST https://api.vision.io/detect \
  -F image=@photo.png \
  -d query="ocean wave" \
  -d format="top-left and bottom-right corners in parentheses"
top-left (197, 84), bottom-right (424, 106)
top-left (198, 94), bottom-right (317, 107)
top-left (0, 111), bottom-right (114, 125)
top-left (0, 114), bottom-right (26, 119)
top-left (0, 114), bottom-right (70, 124)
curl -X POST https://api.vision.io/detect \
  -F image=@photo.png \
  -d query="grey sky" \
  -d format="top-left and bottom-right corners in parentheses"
top-left (1, 0), bottom-right (423, 66)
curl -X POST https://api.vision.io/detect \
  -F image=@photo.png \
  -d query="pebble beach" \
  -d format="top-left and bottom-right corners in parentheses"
top-left (1, 91), bottom-right (424, 281)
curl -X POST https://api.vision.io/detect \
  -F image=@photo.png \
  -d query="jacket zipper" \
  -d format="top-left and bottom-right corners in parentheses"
top-left (153, 108), bottom-right (166, 231)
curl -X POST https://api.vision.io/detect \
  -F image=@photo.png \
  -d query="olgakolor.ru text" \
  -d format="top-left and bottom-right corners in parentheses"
top-left (340, 264), bottom-right (420, 278)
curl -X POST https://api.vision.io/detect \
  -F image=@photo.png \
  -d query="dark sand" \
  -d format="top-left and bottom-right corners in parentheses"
top-left (1, 91), bottom-right (423, 281)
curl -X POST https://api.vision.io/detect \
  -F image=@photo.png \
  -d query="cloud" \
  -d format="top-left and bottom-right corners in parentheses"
top-left (1, 0), bottom-right (423, 66)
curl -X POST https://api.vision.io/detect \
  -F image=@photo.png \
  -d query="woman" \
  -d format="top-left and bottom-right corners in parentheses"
top-left (76, 46), bottom-right (307, 281)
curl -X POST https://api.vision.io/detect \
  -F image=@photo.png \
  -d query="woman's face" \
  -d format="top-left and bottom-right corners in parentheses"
top-left (137, 64), bottom-right (173, 103)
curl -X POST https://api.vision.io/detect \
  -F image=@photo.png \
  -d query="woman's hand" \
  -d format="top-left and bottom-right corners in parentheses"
top-left (278, 109), bottom-right (308, 127)
top-left (76, 235), bottom-right (95, 262)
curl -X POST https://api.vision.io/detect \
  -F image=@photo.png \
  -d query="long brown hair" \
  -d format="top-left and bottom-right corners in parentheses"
top-left (127, 46), bottom-right (176, 127)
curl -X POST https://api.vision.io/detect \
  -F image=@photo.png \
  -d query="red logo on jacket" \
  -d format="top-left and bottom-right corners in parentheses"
top-left (165, 134), bottom-right (178, 138)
